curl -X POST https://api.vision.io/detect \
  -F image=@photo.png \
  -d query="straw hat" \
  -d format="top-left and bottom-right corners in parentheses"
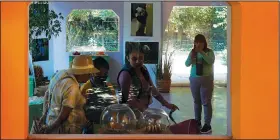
top-left (70, 56), bottom-right (94, 68)
top-left (68, 55), bottom-right (99, 75)
top-left (87, 56), bottom-right (94, 67)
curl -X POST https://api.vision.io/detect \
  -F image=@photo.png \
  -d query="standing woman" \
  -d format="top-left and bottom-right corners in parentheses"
top-left (185, 34), bottom-right (215, 134)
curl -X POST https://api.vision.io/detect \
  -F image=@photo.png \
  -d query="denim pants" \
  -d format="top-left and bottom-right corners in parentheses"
top-left (189, 76), bottom-right (214, 125)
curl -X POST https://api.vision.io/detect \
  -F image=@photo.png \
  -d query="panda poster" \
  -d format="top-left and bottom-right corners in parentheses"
top-left (131, 3), bottom-right (153, 36)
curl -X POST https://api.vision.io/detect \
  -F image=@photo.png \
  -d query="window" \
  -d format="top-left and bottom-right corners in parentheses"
top-left (160, 6), bottom-right (228, 135)
top-left (163, 6), bottom-right (228, 84)
top-left (66, 9), bottom-right (119, 52)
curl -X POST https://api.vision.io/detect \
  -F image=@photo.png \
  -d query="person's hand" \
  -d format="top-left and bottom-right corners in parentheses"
top-left (197, 43), bottom-right (204, 53)
top-left (194, 45), bottom-right (199, 52)
top-left (137, 102), bottom-right (148, 112)
top-left (191, 57), bottom-right (196, 64)
top-left (190, 49), bottom-right (197, 64)
top-left (103, 82), bottom-right (115, 95)
top-left (138, 104), bottom-right (147, 112)
top-left (106, 82), bottom-right (113, 87)
top-left (80, 80), bottom-right (92, 98)
top-left (41, 125), bottom-right (52, 134)
top-left (164, 103), bottom-right (179, 111)
top-left (38, 114), bottom-right (47, 125)
top-left (32, 118), bottom-right (45, 134)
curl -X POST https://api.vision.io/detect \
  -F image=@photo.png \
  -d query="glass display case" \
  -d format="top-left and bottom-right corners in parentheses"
top-left (84, 87), bottom-right (117, 124)
top-left (141, 108), bottom-right (171, 133)
top-left (132, 108), bottom-right (145, 129)
top-left (100, 104), bottom-right (137, 134)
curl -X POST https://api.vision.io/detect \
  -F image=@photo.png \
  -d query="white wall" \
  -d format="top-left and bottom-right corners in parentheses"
top-left (46, 1), bottom-right (161, 84)
top-left (49, 2), bottom-right (124, 83)
top-left (36, 1), bottom-right (228, 83)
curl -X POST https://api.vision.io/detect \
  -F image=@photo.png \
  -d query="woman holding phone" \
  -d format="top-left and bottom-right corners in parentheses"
top-left (185, 34), bottom-right (215, 134)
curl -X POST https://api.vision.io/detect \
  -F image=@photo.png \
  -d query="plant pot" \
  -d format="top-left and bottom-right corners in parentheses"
top-left (157, 79), bottom-right (171, 93)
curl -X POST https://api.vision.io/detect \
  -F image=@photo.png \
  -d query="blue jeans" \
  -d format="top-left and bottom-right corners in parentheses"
top-left (189, 76), bottom-right (214, 125)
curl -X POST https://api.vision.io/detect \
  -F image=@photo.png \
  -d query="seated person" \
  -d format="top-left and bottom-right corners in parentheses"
top-left (80, 57), bottom-right (114, 95)
top-left (91, 57), bottom-right (110, 87)
top-left (117, 42), bottom-right (179, 112)
top-left (38, 55), bottom-right (99, 134)
top-left (80, 57), bottom-right (115, 134)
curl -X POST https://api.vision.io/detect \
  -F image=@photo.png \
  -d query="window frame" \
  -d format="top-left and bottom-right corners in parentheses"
top-left (66, 9), bottom-right (120, 53)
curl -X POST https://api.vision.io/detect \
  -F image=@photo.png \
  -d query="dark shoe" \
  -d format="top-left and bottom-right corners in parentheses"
top-left (196, 120), bottom-right (202, 129)
top-left (200, 124), bottom-right (212, 134)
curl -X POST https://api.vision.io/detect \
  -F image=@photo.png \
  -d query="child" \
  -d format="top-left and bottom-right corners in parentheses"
top-left (80, 57), bottom-right (114, 96)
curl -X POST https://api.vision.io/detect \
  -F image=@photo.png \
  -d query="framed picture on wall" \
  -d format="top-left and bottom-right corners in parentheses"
top-left (125, 41), bottom-right (159, 64)
top-left (30, 38), bottom-right (49, 62)
top-left (131, 3), bottom-right (153, 37)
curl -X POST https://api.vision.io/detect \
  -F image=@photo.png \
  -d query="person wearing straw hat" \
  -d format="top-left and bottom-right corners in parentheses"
top-left (39, 55), bottom-right (99, 134)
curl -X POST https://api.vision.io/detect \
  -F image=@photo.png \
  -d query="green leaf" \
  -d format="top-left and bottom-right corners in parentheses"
top-left (29, 2), bottom-right (64, 42)
top-left (45, 30), bottom-right (49, 37)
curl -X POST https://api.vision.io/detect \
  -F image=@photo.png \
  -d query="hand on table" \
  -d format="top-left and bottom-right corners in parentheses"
top-left (164, 103), bottom-right (179, 111)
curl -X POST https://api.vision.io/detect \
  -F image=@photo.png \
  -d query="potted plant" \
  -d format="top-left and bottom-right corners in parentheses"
top-left (153, 50), bottom-right (175, 93)
top-left (29, 2), bottom-right (63, 87)
top-left (29, 1), bottom-right (64, 60)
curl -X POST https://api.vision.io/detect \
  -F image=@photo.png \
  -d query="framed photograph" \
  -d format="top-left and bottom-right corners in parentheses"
top-left (131, 3), bottom-right (153, 37)
top-left (125, 41), bottom-right (159, 64)
top-left (30, 38), bottom-right (49, 62)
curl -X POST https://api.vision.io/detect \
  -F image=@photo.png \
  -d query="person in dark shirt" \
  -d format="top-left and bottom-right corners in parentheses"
top-left (80, 57), bottom-right (112, 94)
top-left (80, 57), bottom-right (113, 134)
top-left (117, 42), bottom-right (179, 112)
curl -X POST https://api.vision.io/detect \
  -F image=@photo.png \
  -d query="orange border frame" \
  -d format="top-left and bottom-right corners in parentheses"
top-left (1, 1), bottom-right (279, 139)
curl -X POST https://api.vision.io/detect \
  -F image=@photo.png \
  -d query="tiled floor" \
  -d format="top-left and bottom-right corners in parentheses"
top-left (149, 86), bottom-right (227, 135)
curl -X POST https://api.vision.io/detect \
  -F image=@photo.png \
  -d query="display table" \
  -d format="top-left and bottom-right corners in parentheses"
top-left (97, 126), bottom-right (173, 134)
top-left (84, 86), bottom-right (117, 134)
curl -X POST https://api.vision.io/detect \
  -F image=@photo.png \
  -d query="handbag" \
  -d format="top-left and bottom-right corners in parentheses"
top-left (168, 111), bottom-right (200, 134)
top-left (196, 54), bottom-right (203, 76)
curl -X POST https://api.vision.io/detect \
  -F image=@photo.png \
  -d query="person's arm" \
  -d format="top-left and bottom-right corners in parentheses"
top-left (46, 84), bottom-right (80, 132)
top-left (185, 51), bottom-right (193, 67)
top-left (80, 79), bottom-right (92, 98)
top-left (145, 69), bottom-right (179, 111)
top-left (119, 71), bottom-right (146, 111)
top-left (42, 90), bottom-right (49, 115)
top-left (39, 90), bottom-right (49, 124)
top-left (199, 50), bottom-right (215, 65)
top-left (118, 71), bottom-right (131, 103)
top-left (148, 79), bottom-right (169, 106)
top-left (151, 81), bottom-right (179, 111)
top-left (106, 82), bottom-right (116, 95)
top-left (46, 106), bottom-right (73, 133)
